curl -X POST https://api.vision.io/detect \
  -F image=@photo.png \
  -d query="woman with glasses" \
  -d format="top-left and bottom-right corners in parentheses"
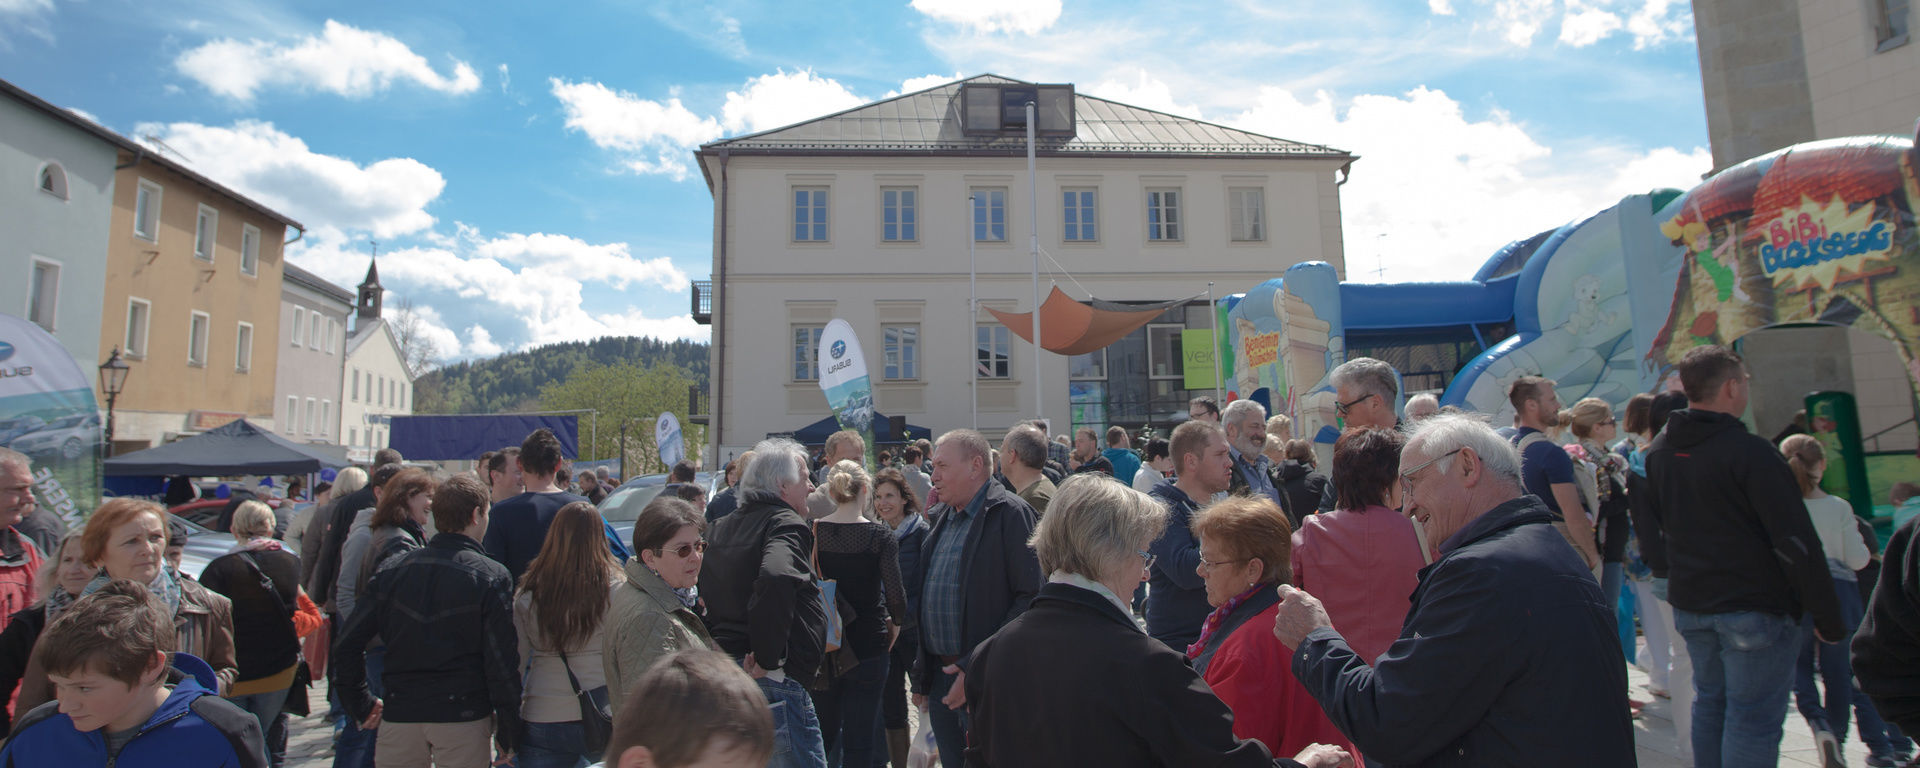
top-left (606, 496), bottom-right (714, 716)
top-left (515, 501), bottom-right (627, 767)
top-left (1291, 428), bottom-right (1426, 670)
top-left (1188, 495), bottom-right (1356, 760)
top-left (964, 474), bottom-right (1350, 768)
top-left (1567, 398), bottom-right (1630, 620)
top-left (811, 460), bottom-right (906, 768)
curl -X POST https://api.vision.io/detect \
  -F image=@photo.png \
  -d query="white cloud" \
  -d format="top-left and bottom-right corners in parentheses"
top-left (393, 303), bottom-right (462, 362)
top-left (719, 69), bottom-right (865, 134)
top-left (550, 78), bottom-right (721, 179)
top-left (909, 0), bottom-right (1062, 35)
top-left (497, 63), bottom-right (511, 93)
top-left (134, 120), bottom-right (445, 238)
top-left (0, 0), bottom-right (54, 46)
top-left (465, 323), bottom-right (504, 358)
top-left (1430, 0), bottom-right (1457, 14)
top-left (65, 107), bottom-right (101, 124)
top-left (1492, 0), bottom-right (1557, 46)
top-left (1626, 0), bottom-right (1692, 48)
top-left (1558, 1), bottom-right (1623, 46)
top-left (1225, 86), bottom-right (1710, 282)
top-left (1087, 70), bottom-right (1202, 117)
top-left (649, 1), bottom-right (749, 59)
top-left (887, 73), bottom-right (967, 98)
top-left (175, 19), bottom-right (481, 101)
top-left (472, 232), bottom-right (687, 291)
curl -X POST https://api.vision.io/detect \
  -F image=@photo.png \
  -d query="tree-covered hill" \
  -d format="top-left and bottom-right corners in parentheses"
top-left (415, 336), bottom-right (708, 415)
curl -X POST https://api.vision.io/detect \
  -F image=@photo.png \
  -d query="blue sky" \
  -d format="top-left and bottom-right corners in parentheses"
top-left (0, 0), bottom-right (1712, 363)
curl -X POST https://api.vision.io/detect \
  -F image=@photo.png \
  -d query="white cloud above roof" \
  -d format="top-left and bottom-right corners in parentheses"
top-left (909, 0), bottom-right (1062, 35)
top-left (175, 20), bottom-right (481, 102)
top-left (720, 69), bottom-right (866, 134)
top-left (550, 77), bottom-right (721, 179)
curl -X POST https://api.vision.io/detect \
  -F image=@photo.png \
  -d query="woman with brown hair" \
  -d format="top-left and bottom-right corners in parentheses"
top-left (1290, 428), bottom-right (1425, 668)
top-left (605, 496), bottom-right (714, 714)
top-left (516, 500), bottom-right (627, 767)
top-left (871, 467), bottom-right (927, 766)
top-left (335, 468), bottom-right (435, 622)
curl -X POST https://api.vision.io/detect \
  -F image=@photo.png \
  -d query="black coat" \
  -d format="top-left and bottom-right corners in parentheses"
top-left (1855, 514), bottom-right (1920, 733)
top-left (1275, 460), bottom-right (1329, 526)
top-left (699, 492), bottom-right (827, 687)
top-left (914, 481), bottom-right (1040, 693)
top-left (306, 484), bottom-right (376, 609)
top-left (965, 582), bottom-right (1303, 768)
top-left (1292, 496), bottom-right (1635, 767)
top-left (200, 546), bottom-right (303, 683)
top-left (0, 604), bottom-right (46, 736)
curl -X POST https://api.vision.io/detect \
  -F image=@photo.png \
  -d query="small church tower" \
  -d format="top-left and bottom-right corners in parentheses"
top-left (357, 259), bottom-right (383, 325)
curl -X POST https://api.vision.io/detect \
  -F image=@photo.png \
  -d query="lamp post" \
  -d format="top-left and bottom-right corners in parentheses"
top-left (98, 347), bottom-right (131, 458)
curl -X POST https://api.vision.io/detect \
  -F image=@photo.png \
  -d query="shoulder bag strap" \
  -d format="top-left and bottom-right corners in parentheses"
top-left (239, 551), bottom-right (295, 620)
top-left (557, 647), bottom-right (585, 696)
top-left (810, 520), bottom-right (823, 578)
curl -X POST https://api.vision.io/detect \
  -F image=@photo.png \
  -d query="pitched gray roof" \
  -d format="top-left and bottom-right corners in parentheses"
top-left (283, 262), bottom-right (355, 304)
top-left (698, 74), bottom-right (1352, 160)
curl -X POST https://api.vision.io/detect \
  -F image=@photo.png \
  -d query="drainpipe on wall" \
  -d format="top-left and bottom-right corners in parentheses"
top-left (712, 149), bottom-right (730, 464)
top-left (284, 225), bottom-right (305, 246)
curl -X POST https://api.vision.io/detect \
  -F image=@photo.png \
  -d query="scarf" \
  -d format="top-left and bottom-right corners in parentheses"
top-left (227, 537), bottom-right (286, 555)
top-left (76, 567), bottom-right (183, 619)
top-left (1187, 584), bottom-right (1264, 660)
top-left (42, 580), bottom-right (83, 624)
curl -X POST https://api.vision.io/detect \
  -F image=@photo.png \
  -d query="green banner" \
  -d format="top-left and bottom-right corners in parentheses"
top-left (1183, 329), bottom-right (1216, 390)
top-left (1807, 391), bottom-right (1872, 520)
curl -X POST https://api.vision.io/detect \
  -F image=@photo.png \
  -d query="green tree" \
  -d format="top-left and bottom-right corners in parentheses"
top-left (539, 360), bottom-right (706, 476)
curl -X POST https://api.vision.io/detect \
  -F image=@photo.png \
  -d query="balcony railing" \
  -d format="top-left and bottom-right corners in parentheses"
top-left (692, 280), bottom-right (713, 324)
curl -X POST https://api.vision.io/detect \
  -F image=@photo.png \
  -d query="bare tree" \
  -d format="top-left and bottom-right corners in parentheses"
top-left (388, 297), bottom-right (443, 378)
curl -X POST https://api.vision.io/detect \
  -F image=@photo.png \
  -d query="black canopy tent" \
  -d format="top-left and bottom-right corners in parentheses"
top-left (782, 413), bottom-right (933, 446)
top-left (104, 419), bottom-right (350, 476)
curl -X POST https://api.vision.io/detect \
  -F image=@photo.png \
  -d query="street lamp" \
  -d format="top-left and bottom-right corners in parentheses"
top-left (98, 347), bottom-right (130, 458)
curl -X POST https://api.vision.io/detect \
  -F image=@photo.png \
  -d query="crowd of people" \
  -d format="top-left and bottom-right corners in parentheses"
top-left (10, 342), bottom-right (1920, 767)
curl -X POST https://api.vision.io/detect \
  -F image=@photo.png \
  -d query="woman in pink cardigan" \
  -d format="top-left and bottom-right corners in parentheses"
top-left (1291, 427), bottom-right (1428, 666)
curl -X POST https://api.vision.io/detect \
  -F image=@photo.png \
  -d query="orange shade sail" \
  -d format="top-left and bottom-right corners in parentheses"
top-left (985, 286), bottom-right (1203, 356)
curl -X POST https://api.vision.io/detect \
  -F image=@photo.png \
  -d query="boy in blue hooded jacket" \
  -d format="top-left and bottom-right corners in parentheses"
top-left (1, 579), bottom-right (266, 767)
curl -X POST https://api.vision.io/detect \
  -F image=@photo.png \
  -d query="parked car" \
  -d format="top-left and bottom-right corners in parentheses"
top-left (174, 516), bottom-right (238, 581)
top-left (10, 412), bottom-right (100, 460)
top-left (600, 472), bottom-right (715, 546)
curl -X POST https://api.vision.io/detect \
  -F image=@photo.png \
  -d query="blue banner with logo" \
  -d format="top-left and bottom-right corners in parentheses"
top-left (0, 313), bottom-right (102, 527)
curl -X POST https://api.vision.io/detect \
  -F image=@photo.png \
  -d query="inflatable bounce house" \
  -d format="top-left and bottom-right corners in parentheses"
top-left (1224, 127), bottom-right (1920, 523)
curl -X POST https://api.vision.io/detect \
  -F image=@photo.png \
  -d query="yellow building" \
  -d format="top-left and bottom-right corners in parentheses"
top-left (99, 150), bottom-right (304, 452)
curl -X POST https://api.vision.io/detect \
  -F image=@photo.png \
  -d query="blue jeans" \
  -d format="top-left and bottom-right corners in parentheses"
top-left (519, 720), bottom-right (592, 768)
top-left (231, 686), bottom-right (292, 764)
top-left (760, 675), bottom-right (827, 768)
top-left (1676, 609), bottom-right (1801, 768)
top-left (813, 654), bottom-right (888, 768)
top-left (333, 645), bottom-right (385, 768)
top-left (927, 668), bottom-right (967, 768)
top-left (1794, 579), bottom-right (1911, 758)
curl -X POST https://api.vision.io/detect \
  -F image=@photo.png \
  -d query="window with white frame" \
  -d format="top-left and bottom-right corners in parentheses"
top-left (351, 367), bottom-right (360, 401)
top-left (349, 427), bottom-right (357, 446)
top-left (37, 162), bottom-right (67, 200)
top-left (403, 383), bottom-right (409, 410)
top-left (1873, 0), bottom-right (1910, 47)
top-left (883, 325), bottom-right (919, 380)
top-left (1147, 324), bottom-right (1184, 379)
top-left (234, 322), bottom-right (253, 372)
top-left (378, 374), bottom-right (385, 406)
top-left (305, 398), bottom-right (316, 436)
top-left (291, 308), bottom-right (305, 348)
top-left (327, 318), bottom-right (338, 353)
top-left (1147, 188), bottom-right (1182, 241)
top-left (194, 205), bottom-right (217, 261)
top-left (1069, 348), bottom-right (1107, 380)
top-left (971, 187), bottom-right (1007, 242)
top-left (241, 224), bottom-right (260, 275)
top-left (188, 312), bottom-right (210, 366)
top-left (287, 397), bottom-right (299, 434)
top-left (1230, 187), bottom-right (1266, 242)
top-left (321, 400), bottom-right (331, 436)
top-left (134, 179), bottom-right (161, 241)
top-left (125, 298), bottom-right (151, 358)
top-left (1063, 188), bottom-right (1097, 242)
top-left (27, 258), bottom-right (59, 332)
top-left (976, 325), bottom-right (1011, 379)
top-left (389, 380), bottom-right (396, 406)
top-left (792, 325), bottom-right (824, 381)
top-left (881, 187), bottom-right (917, 242)
top-left (793, 187), bottom-right (829, 242)
top-left (309, 316), bottom-right (322, 348)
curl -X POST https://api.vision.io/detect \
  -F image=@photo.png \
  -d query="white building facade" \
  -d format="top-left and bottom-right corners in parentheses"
top-left (341, 261), bottom-right (414, 463)
top-left (696, 76), bottom-right (1354, 458)
top-left (277, 263), bottom-right (351, 446)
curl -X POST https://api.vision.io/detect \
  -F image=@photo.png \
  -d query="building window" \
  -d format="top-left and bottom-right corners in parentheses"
top-left (349, 427), bottom-right (357, 446)
top-left (188, 311), bottom-right (210, 366)
top-left (377, 374), bottom-right (385, 406)
top-left (366, 372), bottom-right (373, 403)
top-left (1147, 323), bottom-right (1184, 380)
top-left (1874, 0), bottom-right (1910, 47)
top-left (134, 179), bottom-right (161, 241)
top-left (235, 322), bottom-right (253, 372)
top-left (1069, 348), bottom-right (1107, 380)
top-left (27, 258), bottom-right (59, 332)
top-left (37, 162), bottom-right (67, 200)
top-left (305, 398), bottom-right (316, 436)
top-left (194, 205), bottom-right (218, 262)
top-left (403, 383), bottom-right (409, 410)
top-left (351, 367), bottom-right (360, 401)
top-left (792, 325), bottom-right (824, 381)
top-left (1147, 188), bottom-right (1182, 241)
top-left (291, 308), bottom-right (304, 348)
top-left (881, 187), bottom-right (917, 242)
top-left (327, 318), bottom-right (338, 353)
top-left (972, 187), bottom-right (1007, 242)
top-left (389, 380), bottom-right (396, 407)
top-left (1230, 187), bottom-right (1266, 242)
top-left (883, 325), bottom-right (919, 380)
top-left (1063, 188), bottom-right (1097, 242)
top-left (310, 316), bottom-right (322, 349)
top-left (287, 397), bottom-right (299, 434)
top-left (125, 298), bottom-right (151, 358)
top-left (241, 224), bottom-right (260, 275)
top-left (976, 325), bottom-right (1011, 379)
top-left (321, 400), bottom-right (331, 436)
top-left (793, 187), bottom-right (829, 242)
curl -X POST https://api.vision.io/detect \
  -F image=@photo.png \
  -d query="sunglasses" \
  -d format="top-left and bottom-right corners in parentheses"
top-left (658, 540), bottom-right (708, 559)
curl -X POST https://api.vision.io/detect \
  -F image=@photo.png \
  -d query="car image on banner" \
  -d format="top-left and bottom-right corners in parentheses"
top-left (0, 313), bottom-right (103, 528)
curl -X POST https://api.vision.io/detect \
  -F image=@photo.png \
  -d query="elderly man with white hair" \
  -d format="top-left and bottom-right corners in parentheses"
top-left (1273, 414), bottom-right (1633, 767)
top-left (1222, 399), bottom-right (1282, 508)
top-left (1404, 393), bottom-right (1441, 423)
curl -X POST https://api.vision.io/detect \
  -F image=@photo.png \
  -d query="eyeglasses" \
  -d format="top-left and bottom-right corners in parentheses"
top-left (1137, 550), bottom-right (1157, 570)
top-left (1599, 418), bottom-right (1618, 426)
top-left (1197, 555), bottom-right (1249, 572)
top-left (658, 540), bottom-right (708, 559)
top-left (1335, 392), bottom-right (1376, 417)
top-left (1400, 447), bottom-right (1465, 498)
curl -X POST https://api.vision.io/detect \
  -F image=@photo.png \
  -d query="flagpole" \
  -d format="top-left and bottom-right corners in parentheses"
top-left (1209, 282), bottom-right (1223, 405)
top-left (1028, 100), bottom-right (1042, 427)
top-left (970, 193), bottom-right (979, 431)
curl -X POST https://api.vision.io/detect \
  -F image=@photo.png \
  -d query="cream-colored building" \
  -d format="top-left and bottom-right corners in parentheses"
top-left (694, 76), bottom-right (1354, 459)
top-left (340, 261), bottom-right (415, 463)
top-left (100, 144), bottom-right (302, 452)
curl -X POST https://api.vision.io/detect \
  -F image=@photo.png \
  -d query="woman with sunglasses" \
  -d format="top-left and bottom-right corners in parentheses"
top-left (1567, 398), bottom-right (1631, 622)
top-left (515, 501), bottom-right (627, 767)
top-left (605, 496), bottom-right (714, 716)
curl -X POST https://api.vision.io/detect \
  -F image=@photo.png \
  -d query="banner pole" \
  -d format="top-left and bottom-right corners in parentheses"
top-left (1209, 282), bottom-right (1223, 404)
top-left (1028, 100), bottom-right (1042, 427)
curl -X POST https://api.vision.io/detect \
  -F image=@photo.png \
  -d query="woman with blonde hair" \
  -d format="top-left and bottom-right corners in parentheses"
top-left (516, 500), bottom-right (627, 766)
top-left (1567, 398), bottom-right (1631, 617)
top-left (810, 460), bottom-right (904, 768)
top-left (1780, 434), bottom-right (1904, 765)
top-left (0, 530), bottom-right (90, 737)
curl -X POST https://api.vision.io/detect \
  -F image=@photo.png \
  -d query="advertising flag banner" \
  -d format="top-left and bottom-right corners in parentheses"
top-left (656, 411), bottom-right (685, 469)
top-left (816, 319), bottom-right (876, 469)
top-left (1182, 329), bottom-right (1216, 390)
top-left (0, 313), bottom-right (101, 528)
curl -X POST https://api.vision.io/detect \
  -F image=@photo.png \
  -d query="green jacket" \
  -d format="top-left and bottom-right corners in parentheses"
top-left (603, 558), bottom-right (714, 714)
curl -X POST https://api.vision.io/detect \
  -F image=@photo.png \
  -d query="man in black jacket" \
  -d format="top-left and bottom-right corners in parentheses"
top-left (1646, 345), bottom-right (1842, 767)
top-left (699, 437), bottom-right (828, 767)
top-left (912, 428), bottom-right (1040, 768)
top-left (1854, 514), bottom-right (1920, 737)
top-left (306, 449), bottom-right (401, 607)
top-left (335, 473), bottom-right (521, 767)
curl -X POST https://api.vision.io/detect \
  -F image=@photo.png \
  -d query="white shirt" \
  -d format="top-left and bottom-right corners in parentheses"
top-left (1804, 494), bottom-right (1871, 571)
top-left (1132, 466), bottom-right (1163, 493)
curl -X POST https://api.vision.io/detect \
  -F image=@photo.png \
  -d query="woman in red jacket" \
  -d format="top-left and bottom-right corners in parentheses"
top-left (1188, 495), bottom-right (1357, 760)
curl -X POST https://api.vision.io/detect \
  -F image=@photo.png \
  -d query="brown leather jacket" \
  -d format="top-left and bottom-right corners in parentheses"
top-left (16, 574), bottom-right (238, 712)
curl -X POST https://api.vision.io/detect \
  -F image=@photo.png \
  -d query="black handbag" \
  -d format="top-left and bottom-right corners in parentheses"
top-left (558, 649), bottom-right (613, 756)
